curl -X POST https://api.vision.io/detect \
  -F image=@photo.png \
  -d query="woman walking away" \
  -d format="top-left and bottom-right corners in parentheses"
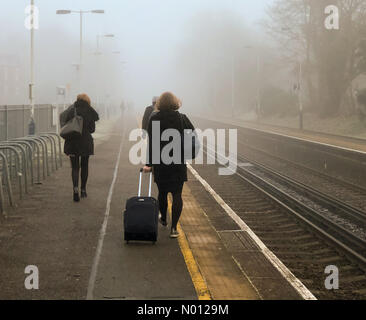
top-left (143, 92), bottom-right (196, 238)
top-left (64, 94), bottom-right (99, 202)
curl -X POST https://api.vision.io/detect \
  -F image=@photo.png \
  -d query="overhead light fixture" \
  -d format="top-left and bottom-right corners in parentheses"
top-left (56, 10), bottom-right (71, 14)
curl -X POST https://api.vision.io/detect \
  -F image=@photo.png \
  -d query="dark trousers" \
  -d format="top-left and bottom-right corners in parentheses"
top-left (157, 182), bottom-right (184, 229)
top-left (70, 156), bottom-right (89, 190)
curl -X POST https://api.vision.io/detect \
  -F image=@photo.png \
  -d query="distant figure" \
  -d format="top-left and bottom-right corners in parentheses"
top-left (63, 94), bottom-right (100, 202)
top-left (143, 92), bottom-right (196, 238)
top-left (142, 96), bottom-right (159, 134)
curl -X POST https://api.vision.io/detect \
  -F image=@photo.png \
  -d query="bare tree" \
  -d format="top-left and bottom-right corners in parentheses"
top-left (265, 0), bottom-right (366, 117)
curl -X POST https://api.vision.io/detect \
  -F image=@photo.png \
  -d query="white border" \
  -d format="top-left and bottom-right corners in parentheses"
top-left (86, 126), bottom-right (126, 300)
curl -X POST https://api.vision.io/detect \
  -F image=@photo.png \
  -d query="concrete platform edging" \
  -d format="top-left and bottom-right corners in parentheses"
top-left (187, 164), bottom-right (317, 301)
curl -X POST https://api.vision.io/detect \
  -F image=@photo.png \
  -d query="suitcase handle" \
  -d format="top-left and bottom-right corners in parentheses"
top-left (138, 169), bottom-right (152, 197)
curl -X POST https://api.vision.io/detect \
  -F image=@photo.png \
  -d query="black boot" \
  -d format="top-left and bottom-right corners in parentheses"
top-left (159, 217), bottom-right (167, 227)
top-left (73, 188), bottom-right (80, 202)
top-left (81, 189), bottom-right (87, 198)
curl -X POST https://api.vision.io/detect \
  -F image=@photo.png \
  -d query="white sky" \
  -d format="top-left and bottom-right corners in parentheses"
top-left (1, 0), bottom-right (274, 108)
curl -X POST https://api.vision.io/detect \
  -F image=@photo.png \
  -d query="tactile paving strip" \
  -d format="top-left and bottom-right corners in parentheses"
top-left (184, 178), bottom-right (304, 300)
top-left (179, 185), bottom-right (261, 300)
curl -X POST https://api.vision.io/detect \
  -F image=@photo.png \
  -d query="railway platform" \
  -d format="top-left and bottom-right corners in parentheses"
top-left (0, 111), bottom-right (312, 300)
top-left (198, 115), bottom-right (366, 153)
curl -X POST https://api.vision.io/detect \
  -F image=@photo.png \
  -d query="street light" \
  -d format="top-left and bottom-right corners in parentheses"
top-left (243, 45), bottom-right (261, 121)
top-left (229, 44), bottom-right (261, 119)
top-left (231, 55), bottom-right (235, 118)
top-left (94, 34), bottom-right (115, 111)
top-left (56, 10), bottom-right (71, 14)
top-left (281, 27), bottom-right (304, 130)
top-left (213, 52), bottom-right (238, 118)
top-left (28, 0), bottom-right (36, 135)
top-left (56, 9), bottom-right (105, 92)
top-left (295, 61), bottom-right (304, 130)
top-left (104, 51), bottom-right (121, 119)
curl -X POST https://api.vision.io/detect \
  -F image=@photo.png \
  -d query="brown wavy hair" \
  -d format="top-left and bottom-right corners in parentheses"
top-left (77, 93), bottom-right (91, 106)
top-left (155, 92), bottom-right (181, 111)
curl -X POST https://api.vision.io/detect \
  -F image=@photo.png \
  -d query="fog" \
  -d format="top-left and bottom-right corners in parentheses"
top-left (0, 0), bottom-right (271, 112)
top-left (1, 0), bottom-right (366, 124)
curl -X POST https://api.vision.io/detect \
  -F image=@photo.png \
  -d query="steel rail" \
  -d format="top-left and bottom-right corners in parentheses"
top-left (39, 135), bottom-right (56, 173)
top-left (237, 153), bottom-right (366, 225)
top-left (35, 136), bottom-right (50, 176)
top-left (0, 142), bottom-right (29, 194)
top-left (0, 146), bottom-right (23, 199)
top-left (0, 152), bottom-right (13, 208)
top-left (41, 132), bottom-right (63, 168)
top-left (15, 137), bottom-right (44, 183)
top-left (203, 145), bottom-right (366, 267)
top-left (27, 136), bottom-right (47, 179)
top-left (0, 174), bottom-right (4, 215)
top-left (10, 140), bottom-right (34, 185)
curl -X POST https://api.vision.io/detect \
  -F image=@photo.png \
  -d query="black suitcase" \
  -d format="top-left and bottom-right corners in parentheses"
top-left (124, 169), bottom-right (159, 244)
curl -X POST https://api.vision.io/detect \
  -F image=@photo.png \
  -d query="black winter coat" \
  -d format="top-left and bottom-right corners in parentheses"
top-left (147, 110), bottom-right (195, 184)
top-left (142, 105), bottom-right (154, 132)
top-left (63, 100), bottom-right (99, 156)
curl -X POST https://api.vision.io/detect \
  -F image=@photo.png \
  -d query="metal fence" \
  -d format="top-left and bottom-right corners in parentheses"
top-left (0, 102), bottom-right (120, 215)
top-left (0, 104), bottom-right (57, 141)
top-left (0, 132), bottom-right (63, 215)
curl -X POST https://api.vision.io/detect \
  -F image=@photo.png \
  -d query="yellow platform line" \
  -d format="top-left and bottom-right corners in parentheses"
top-left (176, 222), bottom-right (212, 300)
top-left (168, 200), bottom-right (212, 300)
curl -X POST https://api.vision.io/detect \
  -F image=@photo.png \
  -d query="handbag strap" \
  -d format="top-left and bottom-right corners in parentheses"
top-left (73, 105), bottom-right (77, 117)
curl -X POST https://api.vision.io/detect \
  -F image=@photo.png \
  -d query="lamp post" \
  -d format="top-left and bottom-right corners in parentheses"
top-left (104, 51), bottom-right (121, 119)
top-left (56, 9), bottom-right (105, 92)
top-left (256, 54), bottom-right (261, 121)
top-left (243, 46), bottom-right (261, 121)
top-left (94, 34), bottom-right (115, 112)
top-left (281, 27), bottom-right (304, 130)
top-left (28, 0), bottom-right (36, 135)
top-left (231, 54), bottom-right (235, 118)
top-left (298, 60), bottom-right (303, 130)
top-left (229, 45), bottom-right (261, 120)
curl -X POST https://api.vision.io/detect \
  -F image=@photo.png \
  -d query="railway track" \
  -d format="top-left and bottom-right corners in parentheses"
top-left (236, 141), bottom-right (366, 212)
top-left (234, 153), bottom-right (366, 265)
top-left (189, 143), bottom-right (366, 299)
top-left (194, 116), bottom-right (366, 190)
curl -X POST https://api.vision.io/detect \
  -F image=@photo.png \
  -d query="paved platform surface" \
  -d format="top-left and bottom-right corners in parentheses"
top-left (178, 185), bottom-right (260, 300)
top-left (0, 111), bottom-right (306, 300)
top-left (0, 113), bottom-right (196, 300)
top-left (184, 176), bottom-right (304, 300)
